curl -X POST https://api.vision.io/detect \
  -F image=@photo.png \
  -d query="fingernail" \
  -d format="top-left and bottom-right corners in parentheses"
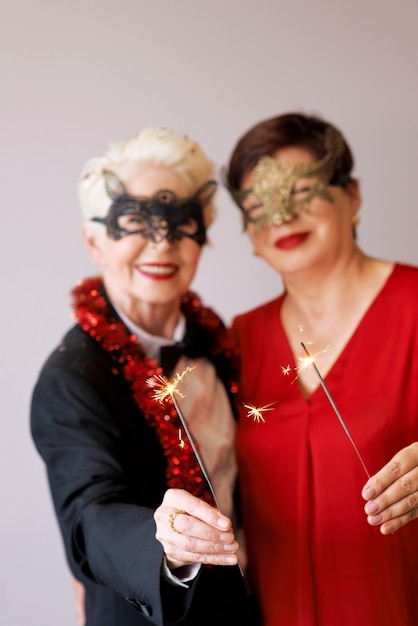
top-left (365, 501), bottom-right (379, 515)
top-left (225, 555), bottom-right (237, 564)
top-left (223, 543), bottom-right (237, 551)
top-left (217, 518), bottom-right (229, 530)
top-left (362, 486), bottom-right (376, 500)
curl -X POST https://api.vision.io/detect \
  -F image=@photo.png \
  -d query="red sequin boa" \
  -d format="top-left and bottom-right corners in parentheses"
top-left (71, 276), bottom-right (237, 504)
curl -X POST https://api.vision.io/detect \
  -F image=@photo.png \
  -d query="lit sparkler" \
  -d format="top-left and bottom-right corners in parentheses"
top-left (149, 367), bottom-right (245, 579)
top-left (295, 343), bottom-right (329, 377)
top-left (149, 366), bottom-right (196, 403)
top-left (300, 342), bottom-right (370, 478)
top-left (148, 367), bottom-right (221, 509)
top-left (285, 342), bottom-right (330, 385)
top-left (243, 402), bottom-right (276, 423)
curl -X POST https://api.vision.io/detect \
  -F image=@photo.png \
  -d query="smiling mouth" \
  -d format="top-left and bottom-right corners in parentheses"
top-left (137, 263), bottom-right (178, 278)
top-left (274, 233), bottom-right (308, 250)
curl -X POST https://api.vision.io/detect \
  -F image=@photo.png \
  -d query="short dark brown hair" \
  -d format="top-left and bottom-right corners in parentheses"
top-left (226, 112), bottom-right (354, 190)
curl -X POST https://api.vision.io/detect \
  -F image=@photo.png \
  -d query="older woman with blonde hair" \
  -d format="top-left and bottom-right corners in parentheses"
top-left (31, 127), bottom-right (259, 626)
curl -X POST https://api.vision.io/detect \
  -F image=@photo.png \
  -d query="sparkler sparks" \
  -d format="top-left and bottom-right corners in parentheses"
top-left (300, 342), bottom-right (370, 478)
top-left (178, 428), bottom-right (186, 449)
top-left (295, 344), bottom-right (328, 377)
top-left (282, 342), bottom-right (330, 384)
top-left (295, 354), bottom-right (314, 377)
top-left (243, 402), bottom-right (276, 423)
top-left (148, 366), bottom-right (196, 403)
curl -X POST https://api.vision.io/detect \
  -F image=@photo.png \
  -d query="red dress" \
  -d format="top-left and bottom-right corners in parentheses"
top-left (232, 264), bottom-right (418, 626)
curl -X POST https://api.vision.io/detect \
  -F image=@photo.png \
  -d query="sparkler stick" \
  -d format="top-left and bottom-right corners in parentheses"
top-left (149, 369), bottom-right (222, 507)
top-left (150, 368), bottom-right (245, 578)
top-left (170, 392), bottom-right (221, 510)
top-left (300, 342), bottom-right (370, 478)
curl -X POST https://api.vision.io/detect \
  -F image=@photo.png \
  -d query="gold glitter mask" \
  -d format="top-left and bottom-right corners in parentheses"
top-left (233, 127), bottom-right (347, 231)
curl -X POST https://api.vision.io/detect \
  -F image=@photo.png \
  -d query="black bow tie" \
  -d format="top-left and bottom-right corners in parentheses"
top-left (159, 323), bottom-right (215, 377)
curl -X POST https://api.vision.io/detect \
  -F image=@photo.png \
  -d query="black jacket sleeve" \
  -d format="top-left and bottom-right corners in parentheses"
top-left (30, 327), bottom-right (191, 625)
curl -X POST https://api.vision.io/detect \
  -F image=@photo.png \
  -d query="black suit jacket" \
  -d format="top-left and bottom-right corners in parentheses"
top-left (31, 323), bottom-right (260, 626)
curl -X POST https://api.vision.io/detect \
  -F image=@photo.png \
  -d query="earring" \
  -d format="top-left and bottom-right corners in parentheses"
top-left (352, 214), bottom-right (360, 226)
top-left (253, 249), bottom-right (259, 257)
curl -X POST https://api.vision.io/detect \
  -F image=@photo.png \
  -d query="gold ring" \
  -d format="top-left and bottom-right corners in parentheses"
top-left (168, 509), bottom-right (187, 533)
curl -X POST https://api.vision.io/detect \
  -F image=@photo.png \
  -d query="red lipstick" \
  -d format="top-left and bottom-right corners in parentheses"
top-left (274, 233), bottom-right (308, 250)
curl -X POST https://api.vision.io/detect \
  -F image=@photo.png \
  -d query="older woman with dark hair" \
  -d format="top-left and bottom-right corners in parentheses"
top-left (31, 127), bottom-right (259, 626)
top-left (225, 112), bottom-right (418, 625)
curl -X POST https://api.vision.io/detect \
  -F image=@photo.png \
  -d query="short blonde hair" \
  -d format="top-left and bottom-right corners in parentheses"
top-left (78, 127), bottom-right (216, 227)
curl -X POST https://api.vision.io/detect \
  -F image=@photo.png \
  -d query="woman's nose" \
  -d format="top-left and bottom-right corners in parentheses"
top-left (148, 231), bottom-right (175, 249)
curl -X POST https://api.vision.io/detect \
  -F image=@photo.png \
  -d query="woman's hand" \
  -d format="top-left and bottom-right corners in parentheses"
top-left (362, 442), bottom-right (418, 534)
top-left (154, 488), bottom-right (239, 570)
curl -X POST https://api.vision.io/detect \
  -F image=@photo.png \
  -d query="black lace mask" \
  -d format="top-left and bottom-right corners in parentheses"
top-left (91, 170), bottom-right (216, 246)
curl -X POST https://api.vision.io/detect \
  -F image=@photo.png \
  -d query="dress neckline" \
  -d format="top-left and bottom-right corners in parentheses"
top-left (278, 263), bottom-right (398, 400)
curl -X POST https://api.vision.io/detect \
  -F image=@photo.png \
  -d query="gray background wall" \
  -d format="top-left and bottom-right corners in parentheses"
top-left (1, 1), bottom-right (417, 623)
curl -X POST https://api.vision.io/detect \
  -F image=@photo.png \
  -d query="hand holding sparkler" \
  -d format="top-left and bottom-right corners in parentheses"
top-left (149, 368), bottom-right (246, 576)
top-left (362, 442), bottom-right (418, 535)
top-left (154, 488), bottom-right (240, 571)
top-left (298, 344), bottom-right (418, 534)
